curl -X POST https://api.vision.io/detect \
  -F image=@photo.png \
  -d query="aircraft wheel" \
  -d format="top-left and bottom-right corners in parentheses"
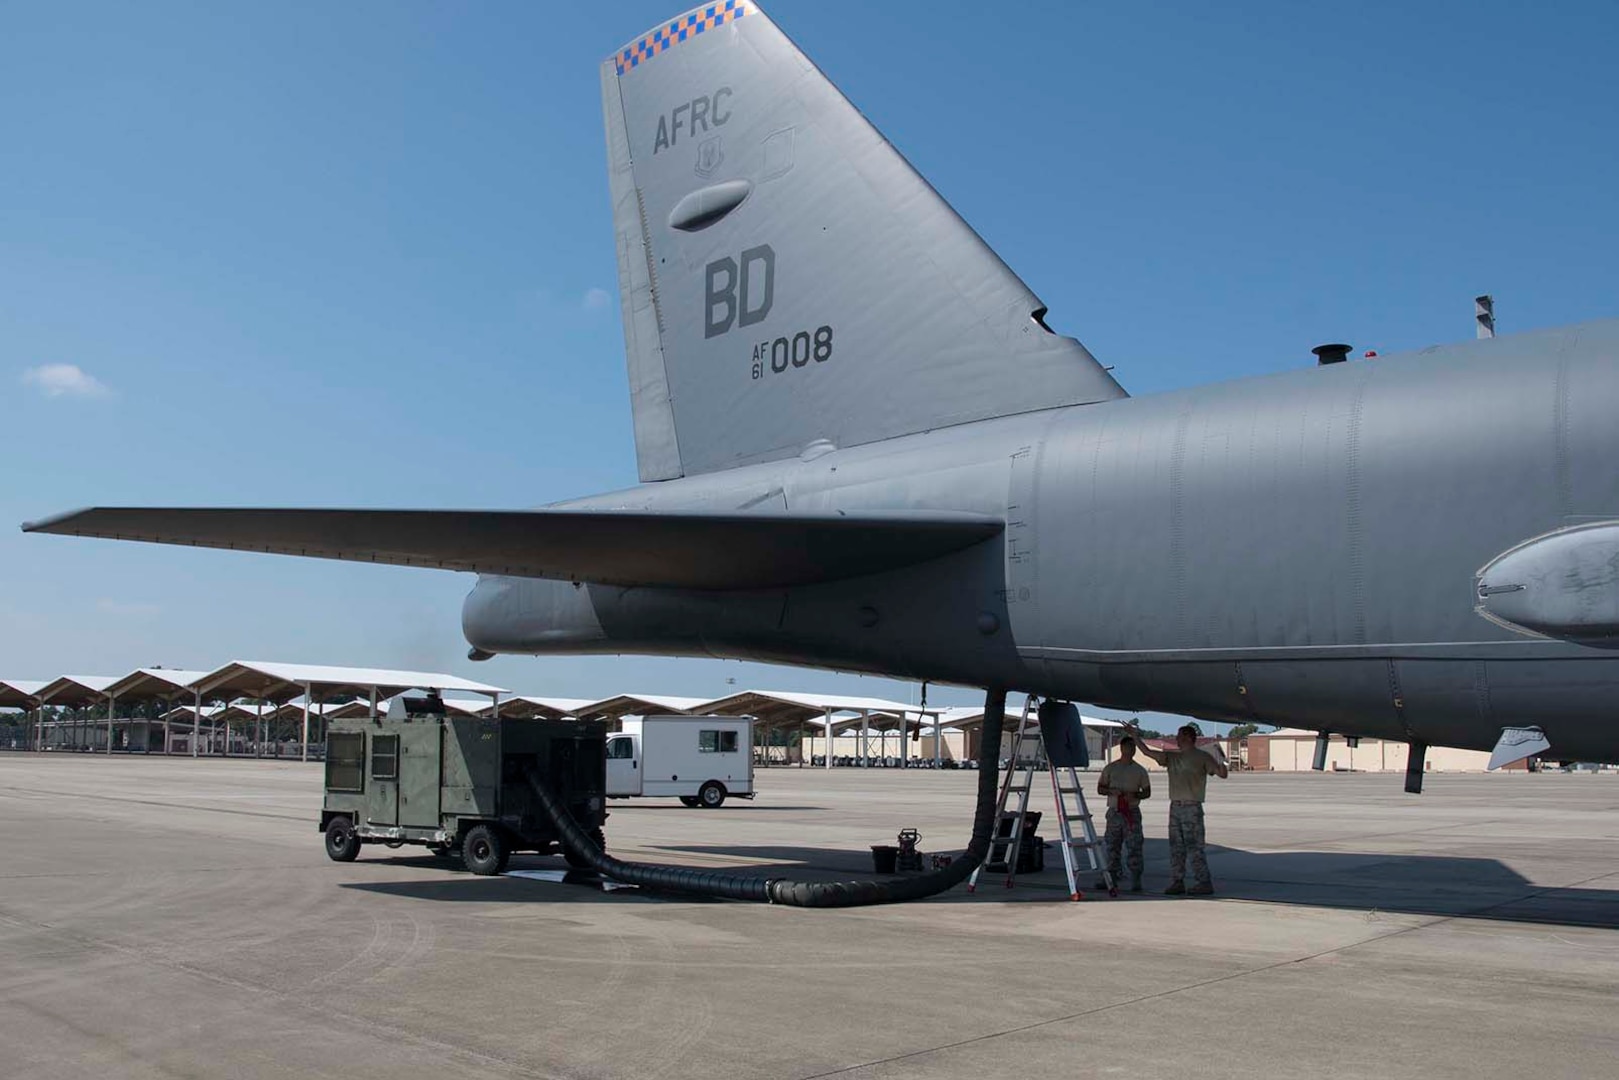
top-left (698, 781), bottom-right (727, 808)
top-left (324, 816), bottom-right (361, 862)
top-left (461, 824), bottom-right (506, 876)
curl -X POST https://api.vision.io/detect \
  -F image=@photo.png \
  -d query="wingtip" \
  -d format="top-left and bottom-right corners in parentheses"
top-left (21, 507), bottom-right (95, 534)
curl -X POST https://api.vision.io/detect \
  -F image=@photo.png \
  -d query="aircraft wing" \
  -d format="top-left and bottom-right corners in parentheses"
top-left (22, 507), bottom-right (1002, 591)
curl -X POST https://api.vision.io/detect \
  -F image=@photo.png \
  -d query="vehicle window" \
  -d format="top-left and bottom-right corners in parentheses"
top-left (326, 731), bottom-right (365, 792)
top-left (700, 730), bottom-right (738, 753)
top-left (372, 734), bottom-right (399, 780)
top-left (607, 737), bottom-right (634, 760)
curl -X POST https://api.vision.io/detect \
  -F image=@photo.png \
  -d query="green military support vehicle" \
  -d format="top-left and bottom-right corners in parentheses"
top-left (319, 693), bottom-right (608, 875)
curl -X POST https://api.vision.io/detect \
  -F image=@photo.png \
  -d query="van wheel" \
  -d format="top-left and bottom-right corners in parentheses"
top-left (564, 827), bottom-right (605, 869)
top-left (324, 816), bottom-right (361, 862)
top-left (461, 824), bottom-right (506, 876)
top-left (679, 796), bottom-right (701, 807)
top-left (698, 782), bottom-right (727, 808)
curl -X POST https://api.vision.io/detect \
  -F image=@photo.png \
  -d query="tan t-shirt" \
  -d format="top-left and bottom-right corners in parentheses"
top-left (1098, 759), bottom-right (1151, 810)
top-left (1165, 748), bottom-right (1219, 802)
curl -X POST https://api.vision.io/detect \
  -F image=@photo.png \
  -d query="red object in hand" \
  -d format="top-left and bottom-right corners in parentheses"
top-left (1117, 793), bottom-right (1134, 827)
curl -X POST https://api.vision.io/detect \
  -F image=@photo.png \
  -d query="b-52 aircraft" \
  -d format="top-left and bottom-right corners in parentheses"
top-left (27, 2), bottom-right (1619, 779)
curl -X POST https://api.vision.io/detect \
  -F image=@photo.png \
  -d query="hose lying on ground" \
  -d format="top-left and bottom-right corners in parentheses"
top-left (525, 689), bottom-right (1009, 908)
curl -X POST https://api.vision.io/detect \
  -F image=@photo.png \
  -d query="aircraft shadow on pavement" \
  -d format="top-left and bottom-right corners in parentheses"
top-left (338, 844), bottom-right (1619, 926)
top-left (658, 841), bottom-right (1619, 928)
top-left (340, 853), bottom-right (731, 904)
top-left (340, 869), bottom-right (718, 904)
top-left (1183, 841), bottom-right (1619, 929)
top-left (604, 803), bottom-right (826, 812)
top-left (664, 843), bottom-right (892, 876)
top-left (342, 876), bottom-right (590, 904)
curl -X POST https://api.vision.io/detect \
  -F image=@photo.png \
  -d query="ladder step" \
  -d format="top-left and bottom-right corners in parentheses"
top-left (968, 703), bottom-right (1110, 901)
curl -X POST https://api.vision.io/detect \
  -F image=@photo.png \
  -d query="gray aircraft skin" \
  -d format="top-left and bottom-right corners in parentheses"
top-left (26, 3), bottom-right (1619, 762)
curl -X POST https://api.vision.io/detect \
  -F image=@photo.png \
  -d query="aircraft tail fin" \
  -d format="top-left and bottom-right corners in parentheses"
top-left (601, 2), bottom-right (1125, 481)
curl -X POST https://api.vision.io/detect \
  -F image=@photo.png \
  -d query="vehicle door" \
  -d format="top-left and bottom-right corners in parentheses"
top-left (398, 722), bottom-right (442, 829)
top-left (745, 723), bottom-right (755, 794)
top-left (324, 729), bottom-right (366, 815)
top-left (367, 731), bottom-right (400, 826)
top-left (606, 734), bottom-right (640, 795)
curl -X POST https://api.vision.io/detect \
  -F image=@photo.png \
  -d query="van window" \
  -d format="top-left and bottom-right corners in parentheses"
top-left (326, 732), bottom-right (365, 792)
top-left (699, 729), bottom-right (738, 753)
top-left (372, 734), bottom-right (399, 780)
top-left (607, 737), bottom-right (635, 759)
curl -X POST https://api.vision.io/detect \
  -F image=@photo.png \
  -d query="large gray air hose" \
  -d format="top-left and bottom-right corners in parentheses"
top-left (526, 689), bottom-right (1009, 908)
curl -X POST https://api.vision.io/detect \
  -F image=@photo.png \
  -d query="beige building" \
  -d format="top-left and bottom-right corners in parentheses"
top-left (805, 727), bottom-right (973, 764)
top-left (1246, 728), bottom-right (1515, 772)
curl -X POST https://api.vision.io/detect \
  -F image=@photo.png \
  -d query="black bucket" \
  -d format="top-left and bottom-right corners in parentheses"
top-left (871, 845), bottom-right (899, 874)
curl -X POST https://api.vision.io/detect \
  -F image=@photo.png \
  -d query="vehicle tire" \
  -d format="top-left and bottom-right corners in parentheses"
top-left (698, 781), bottom-right (727, 808)
top-left (679, 795), bottom-right (701, 808)
top-left (324, 816), bottom-right (361, 862)
top-left (564, 827), bottom-right (605, 869)
top-left (427, 842), bottom-right (454, 860)
top-left (461, 823), bottom-right (506, 876)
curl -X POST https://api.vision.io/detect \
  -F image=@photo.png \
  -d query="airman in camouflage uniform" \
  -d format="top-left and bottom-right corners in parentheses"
top-left (1095, 736), bottom-right (1151, 892)
top-left (1133, 723), bottom-right (1228, 895)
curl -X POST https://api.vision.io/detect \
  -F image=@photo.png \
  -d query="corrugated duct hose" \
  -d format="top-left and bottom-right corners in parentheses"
top-left (525, 689), bottom-right (1009, 907)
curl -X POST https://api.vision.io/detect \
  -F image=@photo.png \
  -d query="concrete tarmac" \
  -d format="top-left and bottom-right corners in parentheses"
top-left (2, 755), bottom-right (1616, 1079)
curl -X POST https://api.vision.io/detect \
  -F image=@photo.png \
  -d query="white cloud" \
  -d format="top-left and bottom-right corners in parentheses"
top-left (21, 363), bottom-right (111, 399)
top-left (582, 287), bottom-right (612, 311)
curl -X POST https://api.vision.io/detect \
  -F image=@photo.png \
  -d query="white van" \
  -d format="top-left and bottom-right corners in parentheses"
top-left (606, 715), bottom-right (754, 807)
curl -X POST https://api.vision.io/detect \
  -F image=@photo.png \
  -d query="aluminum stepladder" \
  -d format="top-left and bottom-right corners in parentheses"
top-left (967, 697), bottom-right (1113, 901)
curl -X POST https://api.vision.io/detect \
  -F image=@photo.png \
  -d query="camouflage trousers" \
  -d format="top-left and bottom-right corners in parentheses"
top-left (1104, 805), bottom-right (1144, 881)
top-left (1168, 801), bottom-right (1211, 886)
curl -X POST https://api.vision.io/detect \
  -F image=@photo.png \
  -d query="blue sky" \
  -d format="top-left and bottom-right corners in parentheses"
top-left (3, 1), bottom-right (1616, 721)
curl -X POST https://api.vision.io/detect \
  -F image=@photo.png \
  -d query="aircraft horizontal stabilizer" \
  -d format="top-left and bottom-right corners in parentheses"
top-left (22, 507), bottom-right (1002, 590)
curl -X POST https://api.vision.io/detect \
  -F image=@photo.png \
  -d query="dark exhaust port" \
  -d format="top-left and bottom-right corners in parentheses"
top-left (1312, 343), bottom-right (1352, 366)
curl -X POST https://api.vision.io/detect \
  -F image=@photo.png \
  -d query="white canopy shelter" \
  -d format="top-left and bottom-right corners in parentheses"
top-left (699, 690), bottom-right (942, 768)
top-left (36, 675), bottom-right (120, 751)
top-left (191, 662), bottom-right (509, 762)
top-left (103, 668), bottom-right (213, 755)
top-left (482, 696), bottom-right (598, 720)
top-left (575, 694), bottom-right (710, 724)
top-left (1, 679), bottom-right (47, 751)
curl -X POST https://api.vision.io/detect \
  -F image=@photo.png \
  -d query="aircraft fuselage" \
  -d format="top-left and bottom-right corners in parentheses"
top-left (464, 320), bottom-right (1619, 760)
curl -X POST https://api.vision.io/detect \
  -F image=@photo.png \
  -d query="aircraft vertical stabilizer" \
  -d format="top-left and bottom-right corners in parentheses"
top-left (601, 2), bottom-right (1126, 481)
